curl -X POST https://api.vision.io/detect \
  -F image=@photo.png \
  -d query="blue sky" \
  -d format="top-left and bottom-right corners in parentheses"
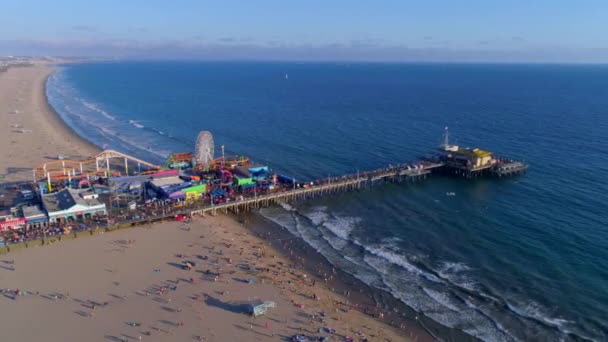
top-left (1, 0), bottom-right (607, 62)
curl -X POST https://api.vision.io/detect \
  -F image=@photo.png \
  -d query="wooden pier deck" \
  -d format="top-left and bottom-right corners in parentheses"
top-left (191, 162), bottom-right (445, 216)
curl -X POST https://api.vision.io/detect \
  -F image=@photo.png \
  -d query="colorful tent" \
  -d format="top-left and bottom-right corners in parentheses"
top-left (182, 184), bottom-right (206, 200)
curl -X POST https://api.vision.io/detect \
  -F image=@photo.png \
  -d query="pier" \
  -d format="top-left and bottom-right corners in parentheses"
top-left (0, 129), bottom-right (528, 235)
top-left (190, 161), bottom-right (464, 216)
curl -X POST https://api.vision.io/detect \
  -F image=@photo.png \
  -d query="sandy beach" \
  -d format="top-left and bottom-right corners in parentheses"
top-left (0, 64), bottom-right (429, 341)
top-left (0, 215), bottom-right (420, 342)
top-left (0, 63), bottom-right (99, 183)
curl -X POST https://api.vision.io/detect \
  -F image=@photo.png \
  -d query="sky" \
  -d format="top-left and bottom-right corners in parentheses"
top-left (1, 0), bottom-right (607, 62)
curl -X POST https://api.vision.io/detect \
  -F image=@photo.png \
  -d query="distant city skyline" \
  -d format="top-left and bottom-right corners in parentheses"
top-left (1, 0), bottom-right (607, 62)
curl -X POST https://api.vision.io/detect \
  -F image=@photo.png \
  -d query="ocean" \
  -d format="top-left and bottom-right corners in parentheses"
top-left (46, 61), bottom-right (608, 341)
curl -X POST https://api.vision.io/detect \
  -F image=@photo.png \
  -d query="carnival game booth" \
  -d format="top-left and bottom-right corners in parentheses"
top-left (182, 184), bottom-right (207, 201)
top-left (41, 188), bottom-right (107, 223)
top-left (233, 176), bottom-right (254, 187)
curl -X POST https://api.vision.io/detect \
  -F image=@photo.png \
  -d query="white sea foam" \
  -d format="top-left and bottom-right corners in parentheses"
top-left (380, 236), bottom-right (404, 245)
top-left (320, 231), bottom-right (349, 251)
top-left (259, 207), bottom-right (300, 238)
top-left (422, 287), bottom-right (461, 312)
top-left (306, 206), bottom-right (329, 226)
top-left (439, 261), bottom-right (471, 273)
top-left (82, 100), bottom-right (116, 120)
top-left (363, 244), bottom-right (440, 282)
top-left (322, 215), bottom-right (359, 241)
top-left (436, 261), bottom-right (479, 291)
top-left (278, 202), bottom-right (296, 211)
top-left (302, 206), bottom-right (359, 248)
top-left (507, 301), bottom-right (571, 328)
top-left (128, 120), bottom-right (144, 128)
top-left (261, 205), bottom-right (515, 342)
top-left (260, 205), bottom-right (381, 286)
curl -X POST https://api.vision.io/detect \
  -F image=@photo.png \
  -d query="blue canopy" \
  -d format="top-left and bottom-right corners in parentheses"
top-left (211, 189), bottom-right (226, 196)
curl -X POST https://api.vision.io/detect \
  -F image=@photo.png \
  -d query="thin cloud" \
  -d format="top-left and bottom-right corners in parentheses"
top-left (2, 38), bottom-right (608, 63)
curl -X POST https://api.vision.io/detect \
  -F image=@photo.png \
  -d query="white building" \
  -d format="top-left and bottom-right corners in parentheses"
top-left (41, 188), bottom-right (107, 223)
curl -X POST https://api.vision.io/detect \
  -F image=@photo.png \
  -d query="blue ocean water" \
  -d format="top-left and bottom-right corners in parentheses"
top-left (47, 62), bottom-right (608, 341)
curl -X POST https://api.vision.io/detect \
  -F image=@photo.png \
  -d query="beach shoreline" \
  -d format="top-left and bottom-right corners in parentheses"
top-left (41, 64), bottom-right (102, 155)
top-left (0, 63), bottom-right (99, 183)
top-left (246, 212), bottom-right (478, 342)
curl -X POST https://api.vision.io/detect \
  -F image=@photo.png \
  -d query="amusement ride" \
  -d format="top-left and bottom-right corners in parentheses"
top-left (32, 131), bottom-right (251, 191)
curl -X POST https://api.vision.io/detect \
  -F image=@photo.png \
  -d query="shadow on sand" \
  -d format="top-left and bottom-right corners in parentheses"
top-left (167, 262), bottom-right (187, 270)
top-left (204, 296), bottom-right (249, 314)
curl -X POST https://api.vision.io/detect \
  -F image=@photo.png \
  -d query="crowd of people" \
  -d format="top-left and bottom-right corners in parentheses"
top-left (0, 215), bottom-right (107, 245)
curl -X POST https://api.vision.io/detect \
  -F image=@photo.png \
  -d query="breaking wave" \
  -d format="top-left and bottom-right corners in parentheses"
top-left (258, 203), bottom-right (595, 342)
top-left (128, 120), bottom-right (144, 128)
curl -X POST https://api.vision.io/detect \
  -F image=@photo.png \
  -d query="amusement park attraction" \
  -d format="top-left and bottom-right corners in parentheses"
top-left (163, 131), bottom-right (250, 171)
top-left (32, 131), bottom-right (256, 195)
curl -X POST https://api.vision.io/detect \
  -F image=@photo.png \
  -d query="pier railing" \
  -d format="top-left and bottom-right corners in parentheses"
top-left (191, 162), bottom-right (444, 216)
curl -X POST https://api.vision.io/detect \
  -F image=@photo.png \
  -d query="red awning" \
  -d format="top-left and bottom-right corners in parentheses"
top-left (0, 218), bottom-right (26, 231)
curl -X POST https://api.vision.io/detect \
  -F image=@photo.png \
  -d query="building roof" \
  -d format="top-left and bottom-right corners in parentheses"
top-left (22, 205), bottom-right (47, 219)
top-left (471, 148), bottom-right (492, 158)
top-left (42, 188), bottom-right (105, 213)
top-left (150, 176), bottom-right (184, 188)
top-left (453, 148), bottom-right (493, 158)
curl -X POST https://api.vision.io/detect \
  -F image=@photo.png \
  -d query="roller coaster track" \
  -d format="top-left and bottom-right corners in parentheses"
top-left (96, 150), bottom-right (160, 169)
top-left (33, 149), bottom-right (160, 180)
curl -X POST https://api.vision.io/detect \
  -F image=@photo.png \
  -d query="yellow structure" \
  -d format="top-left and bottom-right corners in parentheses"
top-left (441, 144), bottom-right (496, 170)
top-left (455, 148), bottom-right (494, 168)
top-left (439, 127), bottom-right (496, 170)
top-left (182, 184), bottom-right (207, 201)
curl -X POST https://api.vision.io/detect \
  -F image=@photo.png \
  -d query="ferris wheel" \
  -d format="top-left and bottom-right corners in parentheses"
top-left (194, 131), bottom-right (214, 165)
